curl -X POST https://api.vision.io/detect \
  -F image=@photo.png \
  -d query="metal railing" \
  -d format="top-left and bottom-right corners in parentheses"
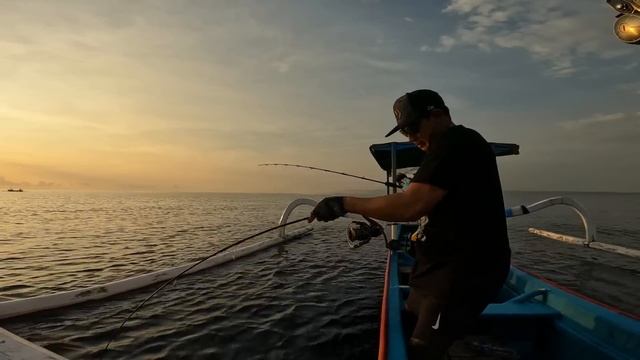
top-left (506, 196), bottom-right (639, 259)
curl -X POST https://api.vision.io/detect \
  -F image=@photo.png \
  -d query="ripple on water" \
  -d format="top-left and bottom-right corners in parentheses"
top-left (1, 192), bottom-right (639, 359)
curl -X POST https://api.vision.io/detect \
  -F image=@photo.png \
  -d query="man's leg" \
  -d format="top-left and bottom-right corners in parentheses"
top-left (405, 290), bottom-right (452, 360)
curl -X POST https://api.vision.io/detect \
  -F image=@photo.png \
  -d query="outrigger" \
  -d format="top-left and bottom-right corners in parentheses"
top-left (1, 142), bottom-right (639, 359)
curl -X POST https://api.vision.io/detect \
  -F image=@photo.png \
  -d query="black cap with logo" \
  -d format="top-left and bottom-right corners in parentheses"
top-left (385, 89), bottom-right (447, 137)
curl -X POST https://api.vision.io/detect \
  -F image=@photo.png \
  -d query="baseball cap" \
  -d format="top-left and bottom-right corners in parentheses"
top-left (384, 89), bottom-right (447, 137)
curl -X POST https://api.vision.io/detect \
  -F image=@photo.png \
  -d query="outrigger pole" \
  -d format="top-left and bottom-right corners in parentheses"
top-left (258, 163), bottom-right (400, 188)
top-left (506, 196), bottom-right (640, 259)
top-left (105, 216), bottom-right (310, 351)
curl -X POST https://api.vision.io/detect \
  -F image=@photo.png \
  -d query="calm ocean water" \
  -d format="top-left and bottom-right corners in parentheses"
top-left (1, 191), bottom-right (639, 359)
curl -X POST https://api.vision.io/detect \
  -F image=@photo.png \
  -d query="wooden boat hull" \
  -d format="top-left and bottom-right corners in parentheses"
top-left (379, 249), bottom-right (640, 360)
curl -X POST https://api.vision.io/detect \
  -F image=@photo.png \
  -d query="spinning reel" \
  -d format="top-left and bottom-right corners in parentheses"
top-left (346, 216), bottom-right (388, 249)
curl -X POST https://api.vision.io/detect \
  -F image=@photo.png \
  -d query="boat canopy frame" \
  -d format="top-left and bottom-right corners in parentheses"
top-left (368, 141), bottom-right (520, 172)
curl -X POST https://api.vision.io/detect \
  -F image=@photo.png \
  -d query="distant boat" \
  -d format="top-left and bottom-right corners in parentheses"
top-left (7, 189), bottom-right (23, 192)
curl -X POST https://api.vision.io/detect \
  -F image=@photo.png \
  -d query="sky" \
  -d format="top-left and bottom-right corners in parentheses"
top-left (1, 0), bottom-right (639, 193)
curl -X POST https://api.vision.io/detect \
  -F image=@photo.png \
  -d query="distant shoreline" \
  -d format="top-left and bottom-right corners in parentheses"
top-left (3, 189), bottom-right (639, 195)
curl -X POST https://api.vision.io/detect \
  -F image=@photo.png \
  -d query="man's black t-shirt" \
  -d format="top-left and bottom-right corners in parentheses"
top-left (409, 125), bottom-right (510, 302)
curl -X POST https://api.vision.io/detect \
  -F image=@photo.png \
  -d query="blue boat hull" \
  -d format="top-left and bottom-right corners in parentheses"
top-left (380, 249), bottom-right (640, 360)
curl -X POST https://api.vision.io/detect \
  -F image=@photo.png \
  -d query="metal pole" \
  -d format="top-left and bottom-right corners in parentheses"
top-left (391, 143), bottom-right (397, 194)
top-left (390, 142), bottom-right (397, 241)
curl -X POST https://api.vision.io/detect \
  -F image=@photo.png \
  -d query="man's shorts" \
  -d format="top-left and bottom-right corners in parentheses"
top-left (406, 288), bottom-right (490, 336)
top-left (404, 289), bottom-right (492, 359)
top-left (404, 257), bottom-right (510, 359)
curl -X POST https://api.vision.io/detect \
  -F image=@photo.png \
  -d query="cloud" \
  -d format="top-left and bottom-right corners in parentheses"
top-left (555, 112), bottom-right (640, 147)
top-left (404, 17), bottom-right (414, 22)
top-left (435, 35), bottom-right (457, 52)
top-left (624, 62), bottom-right (638, 70)
top-left (0, 176), bottom-right (21, 187)
top-left (501, 111), bottom-right (640, 192)
top-left (616, 81), bottom-right (640, 96)
top-left (360, 57), bottom-right (409, 71)
top-left (559, 112), bottom-right (627, 129)
top-left (0, 159), bottom-right (160, 190)
top-left (430, 0), bottom-right (634, 77)
top-left (0, 175), bottom-right (57, 189)
top-left (272, 58), bottom-right (293, 73)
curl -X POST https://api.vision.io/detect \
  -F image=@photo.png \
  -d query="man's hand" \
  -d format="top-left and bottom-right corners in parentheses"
top-left (309, 196), bottom-right (346, 222)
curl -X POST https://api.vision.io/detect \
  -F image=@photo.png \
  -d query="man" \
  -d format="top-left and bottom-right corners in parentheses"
top-left (308, 89), bottom-right (511, 359)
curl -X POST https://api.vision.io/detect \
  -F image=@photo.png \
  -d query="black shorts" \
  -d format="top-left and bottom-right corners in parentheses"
top-left (405, 288), bottom-right (491, 338)
top-left (404, 289), bottom-right (492, 359)
top-left (404, 261), bottom-right (509, 358)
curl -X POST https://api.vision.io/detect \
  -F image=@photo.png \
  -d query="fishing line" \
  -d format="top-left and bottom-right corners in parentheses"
top-left (104, 216), bottom-right (310, 351)
top-left (259, 163), bottom-right (399, 188)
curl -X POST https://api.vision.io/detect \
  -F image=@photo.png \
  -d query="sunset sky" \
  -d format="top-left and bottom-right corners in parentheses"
top-left (1, 0), bottom-right (639, 193)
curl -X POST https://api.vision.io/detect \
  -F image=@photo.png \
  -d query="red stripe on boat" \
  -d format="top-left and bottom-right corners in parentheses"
top-left (514, 264), bottom-right (640, 321)
top-left (378, 251), bottom-right (390, 360)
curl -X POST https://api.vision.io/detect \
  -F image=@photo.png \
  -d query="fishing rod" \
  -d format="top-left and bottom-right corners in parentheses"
top-left (104, 216), bottom-right (310, 352)
top-left (258, 163), bottom-right (400, 188)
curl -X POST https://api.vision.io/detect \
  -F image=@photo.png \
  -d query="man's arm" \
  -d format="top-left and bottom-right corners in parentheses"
top-left (344, 182), bottom-right (447, 222)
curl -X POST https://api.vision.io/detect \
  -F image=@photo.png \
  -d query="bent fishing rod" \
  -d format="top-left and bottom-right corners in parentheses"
top-left (258, 163), bottom-right (400, 188)
top-left (104, 216), bottom-right (310, 351)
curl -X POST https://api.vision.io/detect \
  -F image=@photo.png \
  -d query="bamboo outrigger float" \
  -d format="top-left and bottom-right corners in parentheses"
top-left (0, 225), bottom-right (312, 321)
top-left (0, 212), bottom-right (314, 358)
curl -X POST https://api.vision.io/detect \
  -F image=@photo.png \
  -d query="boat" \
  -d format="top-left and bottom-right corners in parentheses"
top-left (7, 188), bottom-right (23, 192)
top-left (1, 141), bottom-right (639, 359)
top-left (365, 142), bottom-right (640, 360)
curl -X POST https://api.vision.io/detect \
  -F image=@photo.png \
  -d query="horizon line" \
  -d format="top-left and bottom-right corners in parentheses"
top-left (4, 189), bottom-right (640, 195)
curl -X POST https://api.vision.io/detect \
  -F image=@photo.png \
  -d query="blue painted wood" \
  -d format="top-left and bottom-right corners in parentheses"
top-left (386, 251), bottom-right (408, 360)
top-left (383, 254), bottom-right (640, 360)
top-left (482, 302), bottom-right (561, 318)
top-left (507, 267), bottom-right (640, 360)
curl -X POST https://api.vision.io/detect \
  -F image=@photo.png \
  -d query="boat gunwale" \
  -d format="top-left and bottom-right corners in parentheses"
top-left (381, 251), bottom-right (640, 360)
top-left (512, 264), bottom-right (640, 321)
top-left (377, 251), bottom-right (390, 360)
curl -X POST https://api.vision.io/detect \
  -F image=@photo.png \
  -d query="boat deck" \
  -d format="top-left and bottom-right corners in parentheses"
top-left (384, 246), bottom-right (640, 360)
top-left (0, 327), bottom-right (65, 360)
top-left (448, 337), bottom-right (519, 360)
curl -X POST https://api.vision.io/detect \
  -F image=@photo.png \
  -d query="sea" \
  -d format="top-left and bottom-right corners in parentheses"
top-left (0, 191), bottom-right (639, 359)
